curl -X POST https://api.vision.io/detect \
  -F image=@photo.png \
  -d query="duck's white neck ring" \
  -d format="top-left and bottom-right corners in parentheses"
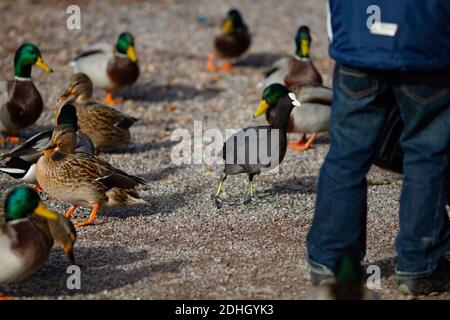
top-left (14, 76), bottom-right (32, 81)
top-left (115, 52), bottom-right (128, 58)
top-left (294, 55), bottom-right (310, 61)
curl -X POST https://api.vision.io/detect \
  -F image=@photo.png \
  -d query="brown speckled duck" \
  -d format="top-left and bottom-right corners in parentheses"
top-left (0, 44), bottom-right (52, 143)
top-left (56, 73), bottom-right (138, 151)
top-left (70, 32), bottom-right (139, 105)
top-left (36, 124), bottom-right (147, 227)
top-left (207, 9), bottom-right (251, 72)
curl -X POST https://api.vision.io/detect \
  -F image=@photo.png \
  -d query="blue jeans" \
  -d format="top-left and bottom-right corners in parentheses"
top-left (307, 64), bottom-right (450, 277)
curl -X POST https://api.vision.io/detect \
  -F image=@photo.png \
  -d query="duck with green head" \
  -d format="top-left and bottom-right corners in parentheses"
top-left (261, 25), bottom-right (322, 89)
top-left (207, 8), bottom-right (251, 72)
top-left (0, 43), bottom-right (53, 144)
top-left (70, 32), bottom-right (139, 105)
top-left (0, 186), bottom-right (77, 298)
top-left (254, 83), bottom-right (332, 151)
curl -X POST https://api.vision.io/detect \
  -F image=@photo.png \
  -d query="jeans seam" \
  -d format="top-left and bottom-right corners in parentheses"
top-left (338, 77), bottom-right (379, 99)
top-left (400, 86), bottom-right (449, 105)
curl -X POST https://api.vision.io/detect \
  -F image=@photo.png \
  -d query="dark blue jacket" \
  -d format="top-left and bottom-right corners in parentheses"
top-left (328, 0), bottom-right (450, 71)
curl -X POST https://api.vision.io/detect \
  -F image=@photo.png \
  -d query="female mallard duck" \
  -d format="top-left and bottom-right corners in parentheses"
top-left (56, 73), bottom-right (138, 150)
top-left (253, 83), bottom-right (332, 151)
top-left (0, 104), bottom-right (94, 189)
top-left (261, 26), bottom-right (322, 89)
top-left (0, 186), bottom-right (76, 296)
top-left (36, 124), bottom-right (147, 227)
top-left (207, 9), bottom-right (251, 72)
top-left (70, 32), bottom-right (139, 105)
top-left (214, 93), bottom-right (300, 208)
top-left (0, 43), bottom-right (53, 143)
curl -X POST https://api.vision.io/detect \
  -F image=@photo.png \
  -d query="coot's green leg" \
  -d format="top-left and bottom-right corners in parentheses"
top-left (244, 174), bottom-right (255, 204)
top-left (214, 172), bottom-right (227, 208)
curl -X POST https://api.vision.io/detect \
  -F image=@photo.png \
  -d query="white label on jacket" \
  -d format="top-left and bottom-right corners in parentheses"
top-left (370, 21), bottom-right (398, 37)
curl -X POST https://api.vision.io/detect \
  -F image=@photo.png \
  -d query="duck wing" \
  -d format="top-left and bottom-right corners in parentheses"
top-left (73, 154), bottom-right (145, 189)
top-left (1, 130), bottom-right (52, 162)
top-left (293, 84), bottom-right (333, 105)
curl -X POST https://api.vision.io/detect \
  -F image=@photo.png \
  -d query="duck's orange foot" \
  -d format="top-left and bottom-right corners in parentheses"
top-left (64, 205), bottom-right (78, 219)
top-left (0, 296), bottom-right (13, 300)
top-left (103, 91), bottom-right (123, 105)
top-left (219, 63), bottom-right (233, 72)
top-left (288, 133), bottom-right (317, 152)
top-left (74, 219), bottom-right (97, 227)
top-left (34, 184), bottom-right (44, 193)
top-left (0, 136), bottom-right (21, 144)
top-left (74, 203), bottom-right (99, 227)
top-left (206, 52), bottom-right (217, 71)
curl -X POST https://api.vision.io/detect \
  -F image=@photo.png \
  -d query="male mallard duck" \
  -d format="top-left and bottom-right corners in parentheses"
top-left (253, 83), bottom-right (332, 151)
top-left (311, 251), bottom-right (378, 300)
top-left (214, 93), bottom-right (300, 208)
top-left (36, 124), bottom-right (147, 227)
top-left (0, 43), bottom-right (52, 143)
top-left (0, 104), bottom-right (94, 188)
top-left (0, 186), bottom-right (76, 296)
top-left (207, 9), bottom-right (251, 72)
top-left (70, 32), bottom-right (139, 105)
top-left (261, 26), bottom-right (322, 89)
top-left (56, 73), bottom-right (138, 150)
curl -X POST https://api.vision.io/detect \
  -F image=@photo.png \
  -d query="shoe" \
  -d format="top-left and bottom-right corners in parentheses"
top-left (397, 258), bottom-right (450, 295)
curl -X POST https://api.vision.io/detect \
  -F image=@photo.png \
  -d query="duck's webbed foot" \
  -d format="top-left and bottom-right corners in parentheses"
top-left (103, 90), bottom-right (123, 105)
top-left (288, 133), bottom-right (317, 151)
top-left (74, 203), bottom-right (99, 227)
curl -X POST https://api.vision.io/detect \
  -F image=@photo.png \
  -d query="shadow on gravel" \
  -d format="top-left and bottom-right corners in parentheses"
top-left (265, 175), bottom-right (318, 195)
top-left (234, 53), bottom-right (284, 68)
top-left (212, 176), bottom-right (318, 208)
top-left (2, 245), bottom-right (188, 298)
top-left (115, 83), bottom-right (222, 103)
top-left (102, 139), bottom-right (178, 154)
top-left (103, 188), bottom-right (200, 218)
top-left (140, 165), bottom-right (186, 182)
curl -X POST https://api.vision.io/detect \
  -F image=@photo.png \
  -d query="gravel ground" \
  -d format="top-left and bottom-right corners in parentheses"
top-left (1, 0), bottom-right (448, 300)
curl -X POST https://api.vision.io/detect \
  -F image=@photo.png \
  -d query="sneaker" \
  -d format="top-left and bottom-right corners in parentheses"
top-left (397, 258), bottom-right (450, 295)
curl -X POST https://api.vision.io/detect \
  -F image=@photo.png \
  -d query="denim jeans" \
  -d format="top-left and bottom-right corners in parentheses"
top-left (307, 64), bottom-right (450, 277)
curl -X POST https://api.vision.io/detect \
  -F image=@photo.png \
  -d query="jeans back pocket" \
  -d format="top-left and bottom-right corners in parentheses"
top-left (338, 65), bottom-right (379, 99)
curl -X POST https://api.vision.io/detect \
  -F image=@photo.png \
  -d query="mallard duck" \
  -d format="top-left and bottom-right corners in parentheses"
top-left (0, 104), bottom-right (94, 188)
top-left (207, 9), bottom-right (251, 72)
top-left (311, 251), bottom-right (378, 300)
top-left (253, 83), bottom-right (332, 151)
top-left (214, 93), bottom-right (300, 208)
top-left (36, 124), bottom-right (147, 227)
top-left (261, 26), bottom-right (322, 89)
top-left (70, 32), bottom-right (139, 105)
top-left (0, 186), bottom-right (76, 296)
top-left (56, 73), bottom-right (138, 150)
top-left (0, 43), bottom-right (52, 143)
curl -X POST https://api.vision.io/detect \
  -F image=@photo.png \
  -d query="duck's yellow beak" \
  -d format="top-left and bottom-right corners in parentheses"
top-left (222, 19), bottom-right (233, 34)
top-left (35, 57), bottom-right (53, 73)
top-left (253, 100), bottom-right (269, 118)
top-left (301, 39), bottom-right (310, 57)
top-left (34, 202), bottom-right (59, 221)
top-left (127, 46), bottom-right (138, 62)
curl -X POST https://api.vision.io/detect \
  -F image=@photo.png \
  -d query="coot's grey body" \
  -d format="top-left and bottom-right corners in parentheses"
top-left (214, 96), bottom-right (297, 208)
top-left (221, 125), bottom-right (288, 176)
